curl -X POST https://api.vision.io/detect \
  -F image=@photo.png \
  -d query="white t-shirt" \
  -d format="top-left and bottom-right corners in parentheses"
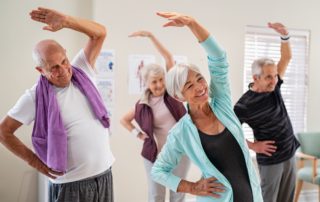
top-left (8, 50), bottom-right (115, 184)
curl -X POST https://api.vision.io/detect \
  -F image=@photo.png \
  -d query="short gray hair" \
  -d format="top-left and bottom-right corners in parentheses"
top-left (141, 63), bottom-right (165, 86)
top-left (32, 48), bottom-right (46, 68)
top-left (251, 57), bottom-right (276, 76)
top-left (165, 63), bottom-right (201, 101)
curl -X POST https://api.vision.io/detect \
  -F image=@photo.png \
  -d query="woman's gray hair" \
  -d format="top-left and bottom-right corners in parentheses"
top-left (251, 57), bottom-right (276, 76)
top-left (141, 63), bottom-right (165, 86)
top-left (165, 63), bottom-right (201, 101)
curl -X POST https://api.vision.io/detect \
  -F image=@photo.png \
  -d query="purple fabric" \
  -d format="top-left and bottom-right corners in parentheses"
top-left (134, 91), bottom-right (186, 162)
top-left (32, 66), bottom-right (109, 172)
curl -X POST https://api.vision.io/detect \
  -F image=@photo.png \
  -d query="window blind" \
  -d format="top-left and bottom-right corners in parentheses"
top-left (243, 26), bottom-right (310, 140)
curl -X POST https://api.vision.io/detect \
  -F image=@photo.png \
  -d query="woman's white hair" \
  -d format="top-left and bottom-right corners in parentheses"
top-left (141, 63), bottom-right (165, 86)
top-left (251, 57), bottom-right (276, 76)
top-left (165, 63), bottom-right (201, 101)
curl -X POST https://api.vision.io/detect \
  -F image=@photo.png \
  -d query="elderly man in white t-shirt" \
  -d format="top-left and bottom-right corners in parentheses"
top-left (0, 7), bottom-right (114, 202)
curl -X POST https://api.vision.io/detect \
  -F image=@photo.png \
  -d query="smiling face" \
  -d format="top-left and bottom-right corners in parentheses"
top-left (181, 70), bottom-right (209, 105)
top-left (35, 40), bottom-right (72, 88)
top-left (254, 64), bottom-right (278, 92)
top-left (147, 73), bottom-right (166, 97)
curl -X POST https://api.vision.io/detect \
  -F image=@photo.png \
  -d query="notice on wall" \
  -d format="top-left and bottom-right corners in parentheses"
top-left (128, 54), bottom-right (156, 95)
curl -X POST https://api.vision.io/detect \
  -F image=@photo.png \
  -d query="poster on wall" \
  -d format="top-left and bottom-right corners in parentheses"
top-left (95, 50), bottom-right (115, 120)
top-left (128, 54), bottom-right (156, 95)
top-left (96, 78), bottom-right (114, 105)
top-left (161, 55), bottom-right (188, 68)
top-left (173, 55), bottom-right (188, 66)
top-left (95, 50), bottom-right (115, 77)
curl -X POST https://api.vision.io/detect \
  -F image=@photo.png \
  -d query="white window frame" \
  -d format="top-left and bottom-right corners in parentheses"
top-left (243, 25), bottom-right (310, 140)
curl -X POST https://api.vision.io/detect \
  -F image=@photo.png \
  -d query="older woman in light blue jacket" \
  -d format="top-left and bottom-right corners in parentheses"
top-left (151, 12), bottom-right (263, 202)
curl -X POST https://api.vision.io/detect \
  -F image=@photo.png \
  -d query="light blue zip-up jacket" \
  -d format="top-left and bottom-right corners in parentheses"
top-left (151, 36), bottom-right (263, 202)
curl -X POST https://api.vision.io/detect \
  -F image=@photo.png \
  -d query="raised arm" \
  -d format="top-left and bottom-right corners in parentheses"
top-left (129, 31), bottom-right (174, 70)
top-left (30, 7), bottom-right (106, 68)
top-left (0, 116), bottom-right (63, 178)
top-left (157, 12), bottom-right (229, 101)
top-left (268, 22), bottom-right (292, 79)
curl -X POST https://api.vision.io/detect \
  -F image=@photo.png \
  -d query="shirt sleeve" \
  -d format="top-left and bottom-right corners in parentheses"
top-left (151, 130), bottom-right (184, 192)
top-left (233, 103), bottom-right (245, 124)
top-left (7, 85), bottom-right (37, 125)
top-left (200, 36), bottom-right (231, 106)
top-left (71, 49), bottom-right (97, 81)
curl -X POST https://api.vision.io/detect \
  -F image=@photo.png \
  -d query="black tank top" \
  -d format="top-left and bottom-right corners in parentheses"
top-left (199, 127), bottom-right (253, 202)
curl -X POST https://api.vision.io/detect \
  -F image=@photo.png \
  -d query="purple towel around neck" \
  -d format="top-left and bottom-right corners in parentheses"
top-left (31, 66), bottom-right (110, 172)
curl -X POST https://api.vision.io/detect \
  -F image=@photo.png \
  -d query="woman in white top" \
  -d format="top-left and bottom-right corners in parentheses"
top-left (120, 31), bottom-right (190, 202)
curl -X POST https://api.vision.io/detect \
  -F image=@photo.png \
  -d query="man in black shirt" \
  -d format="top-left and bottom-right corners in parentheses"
top-left (234, 23), bottom-right (300, 202)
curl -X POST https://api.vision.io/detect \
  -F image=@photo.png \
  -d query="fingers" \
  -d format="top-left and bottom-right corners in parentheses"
top-left (142, 134), bottom-right (149, 140)
top-left (128, 31), bottom-right (151, 37)
top-left (30, 10), bottom-right (46, 22)
top-left (263, 141), bottom-right (277, 150)
top-left (205, 192), bottom-right (221, 198)
top-left (43, 26), bottom-right (54, 31)
top-left (201, 177), bottom-right (225, 194)
top-left (163, 21), bottom-right (177, 27)
top-left (263, 151), bottom-right (273, 156)
top-left (263, 140), bottom-right (275, 144)
top-left (262, 146), bottom-right (276, 156)
top-left (207, 181), bottom-right (225, 193)
top-left (265, 146), bottom-right (277, 152)
top-left (38, 7), bottom-right (50, 13)
top-left (137, 132), bottom-right (149, 140)
top-left (30, 8), bottom-right (50, 23)
top-left (38, 167), bottom-right (62, 179)
top-left (268, 22), bottom-right (288, 35)
top-left (128, 32), bottom-right (139, 37)
top-left (206, 176), bottom-right (218, 182)
top-left (49, 168), bottom-right (64, 176)
top-left (156, 12), bottom-right (177, 18)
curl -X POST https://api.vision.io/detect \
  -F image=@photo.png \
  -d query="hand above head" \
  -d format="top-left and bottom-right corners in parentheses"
top-left (268, 22), bottom-right (289, 36)
top-left (129, 30), bottom-right (153, 38)
top-left (157, 12), bottom-right (195, 28)
top-left (157, 11), bottom-right (209, 42)
top-left (30, 7), bottom-right (67, 32)
top-left (129, 30), bottom-right (174, 70)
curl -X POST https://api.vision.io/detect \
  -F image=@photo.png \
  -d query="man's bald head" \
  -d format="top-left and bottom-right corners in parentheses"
top-left (32, 39), bottom-right (65, 68)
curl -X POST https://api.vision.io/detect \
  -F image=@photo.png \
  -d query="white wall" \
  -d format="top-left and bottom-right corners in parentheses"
top-left (0, 0), bottom-right (319, 202)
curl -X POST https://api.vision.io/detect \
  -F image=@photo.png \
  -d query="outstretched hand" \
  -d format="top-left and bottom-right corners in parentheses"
top-left (157, 12), bottom-right (195, 27)
top-left (30, 7), bottom-right (67, 32)
top-left (268, 22), bottom-right (289, 36)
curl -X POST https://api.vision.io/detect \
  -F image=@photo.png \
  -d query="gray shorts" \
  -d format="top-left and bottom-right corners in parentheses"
top-left (49, 168), bottom-right (113, 202)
